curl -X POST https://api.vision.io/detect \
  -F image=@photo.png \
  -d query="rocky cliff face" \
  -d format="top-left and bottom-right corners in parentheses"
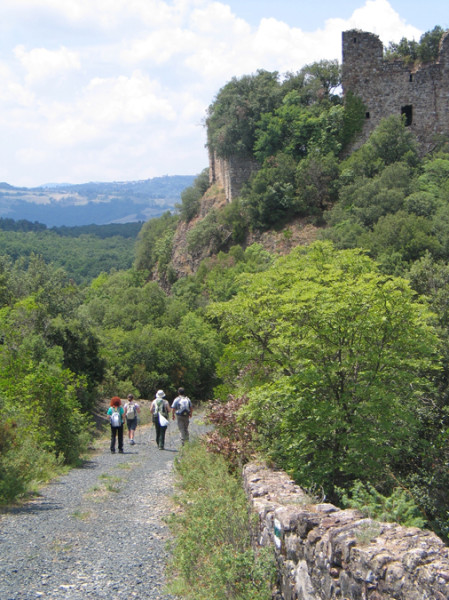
top-left (169, 180), bottom-right (319, 279)
top-left (170, 184), bottom-right (228, 278)
top-left (208, 149), bottom-right (260, 203)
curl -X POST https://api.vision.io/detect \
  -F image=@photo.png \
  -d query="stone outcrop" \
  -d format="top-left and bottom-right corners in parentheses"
top-left (243, 462), bottom-right (449, 600)
top-left (170, 184), bottom-right (228, 277)
top-left (342, 29), bottom-right (449, 154)
top-left (208, 149), bottom-right (260, 203)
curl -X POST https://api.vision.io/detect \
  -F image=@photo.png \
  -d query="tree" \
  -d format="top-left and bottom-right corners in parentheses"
top-left (206, 70), bottom-right (282, 158)
top-left (241, 153), bottom-right (298, 229)
top-left (384, 26), bottom-right (445, 64)
top-left (341, 115), bottom-right (419, 180)
top-left (209, 242), bottom-right (440, 495)
top-left (134, 211), bottom-right (178, 273)
top-left (176, 169), bottom-right (210, 223)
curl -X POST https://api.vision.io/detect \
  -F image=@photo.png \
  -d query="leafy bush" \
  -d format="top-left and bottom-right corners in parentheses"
top-left (206, 394), bottom-right (257, 469)
top-left (176, 169), bottom-right (210, 223)
top-left (0, 421), bottom-right (63, 504)
top-left (134, 211), bottom-right (178, 273)
top-left (168, 440), bottom-right (275, 600)
top-left (339, 481), bottom-right (427, 528)
top-left (186, 210), bottom-right (230, 256)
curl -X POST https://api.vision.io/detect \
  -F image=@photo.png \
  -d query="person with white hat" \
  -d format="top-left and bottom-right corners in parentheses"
top-left (150, 390), bottom-right (170, 450)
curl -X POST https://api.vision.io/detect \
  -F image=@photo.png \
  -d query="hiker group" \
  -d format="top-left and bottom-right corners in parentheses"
top-left (107, 388), bottom-right (193, 453)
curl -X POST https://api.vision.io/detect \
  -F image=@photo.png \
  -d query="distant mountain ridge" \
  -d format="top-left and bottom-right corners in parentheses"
top-left (0, 175), bottom-right (196, 227)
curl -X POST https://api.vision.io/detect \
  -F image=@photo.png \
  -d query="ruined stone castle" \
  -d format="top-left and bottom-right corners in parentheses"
top-left (209, 29), bottom-right (449, 203)
top-left (342, 29), bottom-right (449, 153)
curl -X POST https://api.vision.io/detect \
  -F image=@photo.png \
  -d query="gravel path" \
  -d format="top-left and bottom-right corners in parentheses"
top-left (0, 417), bottom-right (205, 600)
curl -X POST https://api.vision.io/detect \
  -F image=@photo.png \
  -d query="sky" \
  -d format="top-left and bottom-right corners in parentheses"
top-left (0, 0), bottom-right (447, 188)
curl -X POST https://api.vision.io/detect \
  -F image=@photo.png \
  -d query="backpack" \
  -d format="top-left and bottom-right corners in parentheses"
top-left (127, 404), bottom-right (136, 420)
top-left (154, 399), bottom-right (165, 416)
top-left (177, 396), bottom-right (191, 416)
top-left (110, 409), bottom-right (121, 427)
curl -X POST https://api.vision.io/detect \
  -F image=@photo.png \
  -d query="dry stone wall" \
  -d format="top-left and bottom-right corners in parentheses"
top-left (342, 29), bottom-right (449, 154)
top-left (243, 462), bottom-right (449, 600)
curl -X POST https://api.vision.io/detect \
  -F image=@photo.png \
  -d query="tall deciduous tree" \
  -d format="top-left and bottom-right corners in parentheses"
top-left (210, 242), bottom-right (440, 493)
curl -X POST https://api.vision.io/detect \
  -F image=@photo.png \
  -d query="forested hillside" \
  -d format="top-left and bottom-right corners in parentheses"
top-left (1, 26), bottom-right (448, 549)
top-left (0, 220), bottom-right (142, 283)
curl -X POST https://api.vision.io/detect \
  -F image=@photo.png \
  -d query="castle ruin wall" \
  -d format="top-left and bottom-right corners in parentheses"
top-left (342, 30), bottom-right (449, 154)
top-left (208, 149), bottom-right (259, 202)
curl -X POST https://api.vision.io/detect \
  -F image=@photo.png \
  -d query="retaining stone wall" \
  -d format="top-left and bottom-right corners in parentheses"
top-left (243, 462), bottom-right (449, 600)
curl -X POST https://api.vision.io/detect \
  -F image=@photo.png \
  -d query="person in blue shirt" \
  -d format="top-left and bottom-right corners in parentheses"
top-left (107, 396), bottom-right (125, 454)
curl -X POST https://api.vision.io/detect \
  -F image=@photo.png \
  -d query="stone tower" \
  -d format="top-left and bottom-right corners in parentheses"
top-left (342, 29), bottom-right (449, 153)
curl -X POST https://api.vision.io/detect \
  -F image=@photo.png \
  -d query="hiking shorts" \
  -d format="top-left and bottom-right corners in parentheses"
top-left (127, 417), bottom-right (138, 430)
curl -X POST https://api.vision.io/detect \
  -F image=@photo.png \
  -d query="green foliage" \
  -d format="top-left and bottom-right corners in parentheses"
top-left (0, 254), bottom-right (100, 503)
top-left (242, 153), bottom-right (298, 229)
top-left (340, 115), bottom-right (419, 180)
top-left (360, 210), bottom-right (442, 265)
top-left (174, 243), bottom-right (274, 305)
top-left (186, 209), bottom-right (230, 257)
top-left (168, 440), bottom-right (275, 600)
top-left (385, 26), bottom-right (445, 64)
top-left (134, 211), bottom-right (178, 274)
top-left (341, 91), bottom-right (366, 148)
top-left (220, 198), bottom-right (248, 244)
top-left (176, 169), bottom-right (210, 223)
top-left (0, 229), bottom-right (137, 285)
top-left (46, 316), bottom-right (106, 405)
top-left (0, 420), bottom-right (63, 504)
top-left (207, 70), bottom-right (282, 158)
top-left (253, 97), bottom-right (344, 164)
top-left (82, 266), bottom-right (223, 400)
top-left (205, 60), bottom-right (344, 231)
top-left (339, 481), bottom-right (427, 528)
top-left (295, 152), bottom-right (340, 214)
top-left (210, 242), bottom-right (440, 494)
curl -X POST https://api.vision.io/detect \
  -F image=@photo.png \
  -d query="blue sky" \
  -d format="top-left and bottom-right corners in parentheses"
top-left (0, 0), bottom-right (446, 187)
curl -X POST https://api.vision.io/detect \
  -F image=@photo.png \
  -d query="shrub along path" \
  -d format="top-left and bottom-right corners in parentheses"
top-left (0, 417), bottom-right (205, 600)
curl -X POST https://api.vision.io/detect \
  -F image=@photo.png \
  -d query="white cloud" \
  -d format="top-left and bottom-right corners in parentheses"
top-left (189, 1), bottom-right (249, 35)
top-left (14, 45), bottom-right (81, 85)
top-left (0, 0), bottom-right (430, 186)
top-left (85, 73), bottom-right (177, 125)
top-left (122, 28), bottom-right (197, 65)
top-left (342, 0), bottom-right (421, 42)
top-left (0, 62), bottom-right (35, 107)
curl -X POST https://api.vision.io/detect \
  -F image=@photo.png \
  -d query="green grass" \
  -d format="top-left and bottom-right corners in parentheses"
top-left (167, 440), bottom-right (275, 600)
